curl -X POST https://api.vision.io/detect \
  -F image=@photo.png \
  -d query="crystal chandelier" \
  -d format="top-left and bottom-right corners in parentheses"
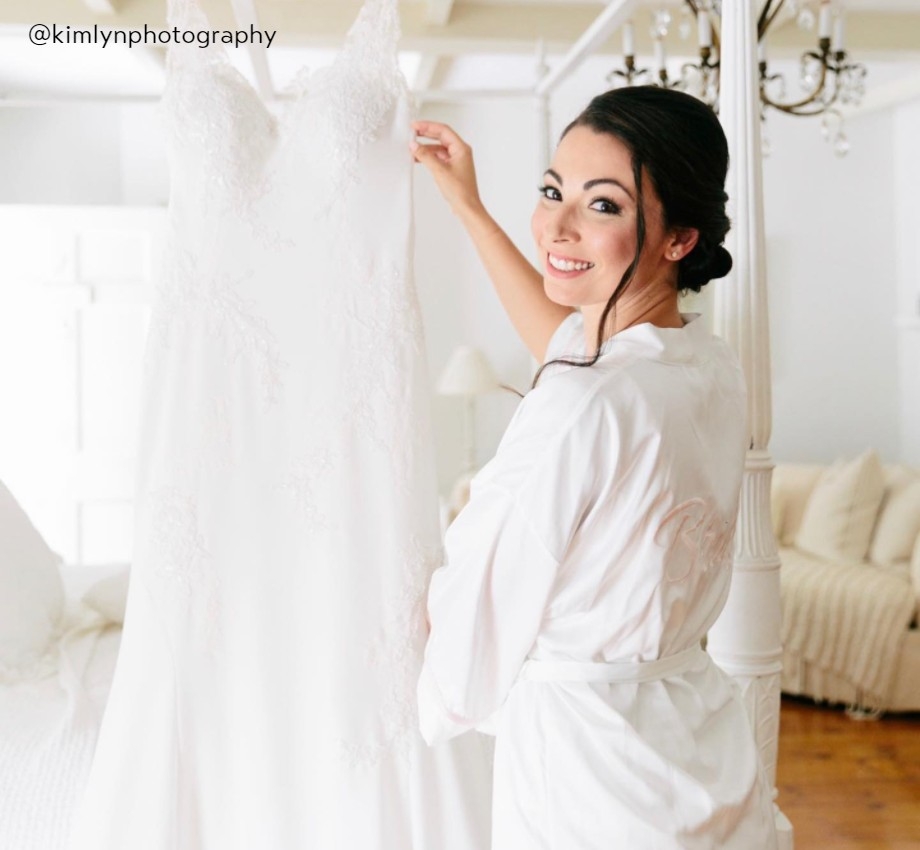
top-left (606, 1), bottom-right (868, 156)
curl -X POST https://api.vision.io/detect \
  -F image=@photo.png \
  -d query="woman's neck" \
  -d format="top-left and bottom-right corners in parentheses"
top-left (582, 285), bottom-right (683, 352)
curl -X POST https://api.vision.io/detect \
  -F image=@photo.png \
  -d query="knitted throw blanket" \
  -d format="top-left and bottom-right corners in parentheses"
top-left (780, 547), bottom-right (916, 709)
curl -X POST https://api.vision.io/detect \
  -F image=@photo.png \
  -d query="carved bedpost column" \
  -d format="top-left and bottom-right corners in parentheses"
top-left (707, 1), bottom-right (793, 846)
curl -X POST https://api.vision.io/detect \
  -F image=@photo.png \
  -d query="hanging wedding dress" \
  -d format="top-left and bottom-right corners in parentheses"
top-left (67, 0), bottom-right (491, 847)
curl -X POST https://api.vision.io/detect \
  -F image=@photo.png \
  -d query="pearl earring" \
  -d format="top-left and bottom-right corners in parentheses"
top-left (671, 251), bottom-right (679, 259)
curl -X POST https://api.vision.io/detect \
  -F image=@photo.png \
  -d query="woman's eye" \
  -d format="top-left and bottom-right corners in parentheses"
top-left (538, 184), bottom-right (561, 202)
top-left (590, 198), bottom-right (622, 215)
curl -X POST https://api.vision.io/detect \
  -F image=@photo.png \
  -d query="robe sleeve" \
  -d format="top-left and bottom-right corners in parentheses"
top-left (417, 378), bottom-right (608, 745)
top-left (417, 483), bottom-right (560, 744)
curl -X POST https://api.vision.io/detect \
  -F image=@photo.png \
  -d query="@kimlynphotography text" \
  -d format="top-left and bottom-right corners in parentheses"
top-left (28, 23), bottom-right (276, 49)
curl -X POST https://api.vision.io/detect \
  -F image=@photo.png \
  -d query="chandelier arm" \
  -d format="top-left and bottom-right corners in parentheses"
top-left (760, 52), bottom-right (832, 113)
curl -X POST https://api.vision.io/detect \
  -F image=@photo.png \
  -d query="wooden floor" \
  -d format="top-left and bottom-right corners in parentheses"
top-left (776, 696), bottom-right (920, 849)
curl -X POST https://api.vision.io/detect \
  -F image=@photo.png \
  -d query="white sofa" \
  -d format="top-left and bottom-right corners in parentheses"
top-left (772, 451), bottom-right (920, 713)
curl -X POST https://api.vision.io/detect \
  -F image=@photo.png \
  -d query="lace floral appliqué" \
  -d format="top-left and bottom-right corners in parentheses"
top-left (143, 487), bottom-right (222, 655)
top-left (150, 244), bottom-right (287, 409)
top-left (338, 536), bottom-right (442, 768)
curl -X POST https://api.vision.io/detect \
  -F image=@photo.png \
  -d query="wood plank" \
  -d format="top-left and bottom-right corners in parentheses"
top-left (777, 696), bottom-right (920, 849)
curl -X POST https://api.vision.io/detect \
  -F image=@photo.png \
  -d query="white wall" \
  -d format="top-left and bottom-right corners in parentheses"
top-left (0, 103), bottom-right (168, 206)
top-left (892, 97), bottom-right (920, 466)
top-left (0, 105), bottom-right (123, 204)
top-left (0, 206), bottom-right (163, 565)
top-left (413, 98), bottom-right (540, 492)
top-left (762, 107), bottom-right (900, 463)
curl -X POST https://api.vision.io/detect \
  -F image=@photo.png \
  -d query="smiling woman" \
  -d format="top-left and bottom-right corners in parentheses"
top-left (412, 87), bottom-right (778, 850)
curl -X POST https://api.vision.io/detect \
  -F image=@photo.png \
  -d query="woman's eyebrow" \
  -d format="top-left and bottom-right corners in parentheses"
top-left (583, 177), bottom-right (634, 200)
top-left (543, 169), bottom-right (634, 201)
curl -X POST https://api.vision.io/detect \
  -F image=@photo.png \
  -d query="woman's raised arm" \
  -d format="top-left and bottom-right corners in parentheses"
top-left (411, 120), bottom-right (573, 363)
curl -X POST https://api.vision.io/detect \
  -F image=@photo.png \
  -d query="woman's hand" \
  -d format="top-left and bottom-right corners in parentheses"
top-left (410, 121), bottom-right (483, 219)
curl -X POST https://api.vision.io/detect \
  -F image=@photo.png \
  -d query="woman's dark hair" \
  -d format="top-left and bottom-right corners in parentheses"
top-left (532, 85), bottom-right (732, 389)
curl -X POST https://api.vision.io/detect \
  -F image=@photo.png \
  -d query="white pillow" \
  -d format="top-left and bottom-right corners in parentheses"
top-left (794, 450), bottom-right (885, 563)
top-left (869, 478), bottom-right (920, 567)
top-left (771, 464), bottom-right (824, 546)
top-left (0, 480), bottom-right (65, 677)
top-left (81, 567), bottom-right (131, 625)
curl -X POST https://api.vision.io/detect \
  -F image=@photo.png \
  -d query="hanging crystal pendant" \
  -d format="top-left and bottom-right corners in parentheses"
top-left (678, 5), bottom-right (693, 40)
top-left (797, 5), bottom-right (817, 32)
top-left (651, 8), bottom-right (671, 40)
top-left (833, 132), bottom-right (850, 157)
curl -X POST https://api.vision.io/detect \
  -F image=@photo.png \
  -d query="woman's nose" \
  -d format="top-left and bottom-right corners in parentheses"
top-left (544, 206), bottom-right (579, 242)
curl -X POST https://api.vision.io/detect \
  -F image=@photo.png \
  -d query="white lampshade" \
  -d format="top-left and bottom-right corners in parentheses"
top-left (436, 346), bottom-right (500, 396)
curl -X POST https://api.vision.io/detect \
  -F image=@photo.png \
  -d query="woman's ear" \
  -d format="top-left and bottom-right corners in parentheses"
top-left (666, 227), bottom-right (699, 262)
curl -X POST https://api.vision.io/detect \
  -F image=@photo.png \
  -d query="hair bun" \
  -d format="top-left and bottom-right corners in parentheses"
top-left (678, 241), bottom-right (733, 292)
top-left (710, 245), bottom-right (733, 280)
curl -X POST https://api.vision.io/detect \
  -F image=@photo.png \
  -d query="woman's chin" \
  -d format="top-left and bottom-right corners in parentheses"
top-left (544, 280), bottom-right (587, 308)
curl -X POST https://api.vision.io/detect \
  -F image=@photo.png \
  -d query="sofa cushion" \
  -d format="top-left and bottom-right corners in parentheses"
top-left (771, 464), bottom-right (824, 546)
top-left (869, 478), bottom-right (920, 567)
top-left (795, 450), bottom-right (885, 562)
top-left (81, 567), bottom-right (131, 625)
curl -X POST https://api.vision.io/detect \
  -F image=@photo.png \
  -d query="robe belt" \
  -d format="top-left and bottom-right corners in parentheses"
top-left (519, 645), bottom-right (707, 684)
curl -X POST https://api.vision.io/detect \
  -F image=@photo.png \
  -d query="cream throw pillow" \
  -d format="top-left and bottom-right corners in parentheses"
top-left (869, 478), bottom-right (920, 567)
top-left (794, 450), bottom-right (885, 562)
top-left (771, 464), bottom-right (824, 546)
top-left (0, 479), bottom-right (65, 677)
top-left (82, 567), bottom-right (131, 625)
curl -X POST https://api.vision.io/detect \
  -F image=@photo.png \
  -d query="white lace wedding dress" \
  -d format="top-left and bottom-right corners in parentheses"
top-left (66, 0), bottom-right (491, 847)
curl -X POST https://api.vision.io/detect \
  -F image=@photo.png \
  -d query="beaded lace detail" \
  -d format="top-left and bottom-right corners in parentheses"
top-left (150, 243), bottom-right (287, 409)
top-left (339, 536), bottom-right (443, 768)
top-left (343, 258), bottom-right (425, 483)
top-left (143, 487), bottom-right (222, 655)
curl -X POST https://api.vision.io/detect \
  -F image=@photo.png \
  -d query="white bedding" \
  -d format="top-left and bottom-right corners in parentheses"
top-left (0, 570), bottom-right (124, 850)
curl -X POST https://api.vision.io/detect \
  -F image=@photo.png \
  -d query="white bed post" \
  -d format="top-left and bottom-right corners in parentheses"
top-left (705, 1), bottom-right (793, 847)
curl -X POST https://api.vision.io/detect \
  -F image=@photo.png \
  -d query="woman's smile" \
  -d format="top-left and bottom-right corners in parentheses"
top-left (546, 252), bottom-right (595, 276)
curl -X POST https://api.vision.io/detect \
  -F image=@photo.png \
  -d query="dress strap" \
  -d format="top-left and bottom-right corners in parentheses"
top-left (340, 0), bottom-right (401, 65)
top-left (519, 645), bottom-right (707, 684)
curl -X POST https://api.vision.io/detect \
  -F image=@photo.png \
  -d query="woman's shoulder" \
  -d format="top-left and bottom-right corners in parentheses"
top-left (506, 364), bottom-right (625, 455)
top-left (542, 310), bottom-right (584, 365)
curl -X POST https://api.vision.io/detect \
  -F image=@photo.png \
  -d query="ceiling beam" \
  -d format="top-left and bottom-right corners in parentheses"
top-left (427, 0), bottom-right (456, 27)
top-left (81, 0), bottom-right (118, 13)
top-left (846, 68), bottom-right (920, 117)
top-left (536, 0), bottom-right (636, 95)
top-left (412, 54), bottom-right (441, 91)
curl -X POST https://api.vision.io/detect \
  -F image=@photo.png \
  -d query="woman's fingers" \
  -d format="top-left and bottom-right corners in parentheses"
top-left (410, 120), bottom-right (481, 213)
top-left (411, 120), bottom-right (468, 153)
top-left (410, 141), bottom-right (450, 164)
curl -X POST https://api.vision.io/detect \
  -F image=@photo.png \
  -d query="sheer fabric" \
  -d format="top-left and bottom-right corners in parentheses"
top-left (67, 1), bottom-right (491, 847)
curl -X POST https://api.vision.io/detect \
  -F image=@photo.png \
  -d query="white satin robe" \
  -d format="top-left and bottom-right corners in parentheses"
top-left (418, 312), bottom-right (778, 849)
